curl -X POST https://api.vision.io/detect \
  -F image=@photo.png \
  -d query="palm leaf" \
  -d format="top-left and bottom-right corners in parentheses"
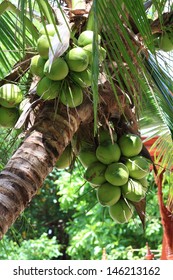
top-left (143, 54), bottom-right (173, 136)
top-left (0, 0), bottom-right (40, 79)
top-left (139, 54), bottom-right (173, 174)
top-left (152, 134), bottom-right (173, 175)
top-left (124, 0), bottom-right (154, 51)
top-left (0, 1), bottom-right (39, 41)
top-left (96, 1), bottom-right (147, 109)
top-left (37, 0), bottom-right (57, 25)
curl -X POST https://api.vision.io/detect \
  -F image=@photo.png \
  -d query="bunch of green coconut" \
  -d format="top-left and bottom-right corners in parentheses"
top-left (0, 83), bottom-right (24, 128)
top-left (54, 128), bottom-right (151, 224)
top-left (30, 24), bottom-right (107, 106)
top-left (78, 129), bottom-right (151, 224)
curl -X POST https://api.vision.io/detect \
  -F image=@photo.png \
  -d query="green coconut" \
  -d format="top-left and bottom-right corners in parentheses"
top-left (65, 47), bottom-right (89, 72)
top-left (96, 142), bottom-right (121, 164)
top-left (98, 129), bottom-right (117, 144)
top-left (84, 161), bottom-right (107, 186)
top-left (83, 44), bottom-right (107, 64)
top-left (96, 182), bottom-right (121, 206)
top-left (105, 162), bottom-right (129, 186)
top-left (118, 133), bottom-right (143, 157)
top-left (78, 149), bottom-right (97, 168)
top-left (39, 24), bottom-right (58, 36)
top-left (83, 44), bottom-right (93, 65)
top-left (60, 83), bottom-right (83, 108)
top-left (159, 32), bottom-right (173, 52)
top-left (125, 156), bottom-right (151, 180)
top-left (121, 178), bottom-right (145, 202)
top-left (138, 176), bottom-right (149, 189)
top-left (78, 30), bottom-right (101, 47)
top-left (30, 55), bottom-right (46, 77)
top-left (55, 145), bottom-right (73, 169)
top-left (99, 46), bottom-right (107, 62)
top-left (109, 198), bottom-right (134, 224)
top-left (0, 83), bottom-right (23, 108)
top-left (70, 67), bottom-right (92, 88)
top-left (36, 77), bottom-right (61, 100)
top-left (37, 35), bottom-right (53, 59)
top-left (0, 107), bottom-right (19, 128)
top-left (44, 57), bottom-right (69, 81)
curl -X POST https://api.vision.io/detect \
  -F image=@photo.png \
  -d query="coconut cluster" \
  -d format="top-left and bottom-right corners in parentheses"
top-left (0, 26), bottom-right (106, 128)
top-left (30, 25), bottom-right (106, 107)
top-left (55, 128), bottom-right (151, 224)
top-left (0, 83), bottom-right (24, 128)
top-left (79, 130), bottom-right (151, 224)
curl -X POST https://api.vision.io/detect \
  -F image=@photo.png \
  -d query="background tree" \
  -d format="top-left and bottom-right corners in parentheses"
top-left (0, 161), bottom-right (166, 260)
top-left (0, 0), bottom-right (173, 259)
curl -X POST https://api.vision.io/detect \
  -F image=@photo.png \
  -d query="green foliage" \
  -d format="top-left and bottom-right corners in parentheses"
top-left (0, 128), bottom-right (22, 169)
top-left (0, 159), bottom-right (165, 260)
top-left (55, 166), bottom-right (163, 260)
top-left (0, 1), bottom-right (39, 78)
top-left (0, 233), bottom-right (62, 260)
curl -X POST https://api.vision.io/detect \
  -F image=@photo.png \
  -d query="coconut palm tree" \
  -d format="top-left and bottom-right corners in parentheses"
top-left (0, 0), bottom-right (173, 259)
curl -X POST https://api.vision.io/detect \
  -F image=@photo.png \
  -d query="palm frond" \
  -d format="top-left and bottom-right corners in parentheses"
top-left (0, 0), bottom-right (40, 79)
top-left (139, 94), bottom-right (169, 138)
top-left (151, 134), bottom-right (173, 175)
top-left (124, 0), bottom-right (154, 51)
top-left (143, 54), bottom-right (173, 137)
top-left (37, 0), bottom-right (57, 25)
top-left (97, 1), bottom-right (145, 99)
top-left (0, 1), bottom-right (39, 41)
top-left (139, 52), bottom-right (173, 174)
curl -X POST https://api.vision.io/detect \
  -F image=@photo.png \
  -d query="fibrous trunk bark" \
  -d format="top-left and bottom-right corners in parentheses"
top-left (0, 99), bottom-right (93, 239)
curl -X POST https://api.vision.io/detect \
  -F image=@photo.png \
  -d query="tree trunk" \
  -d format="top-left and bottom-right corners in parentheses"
top-left (0, 99), bottom-right (93, 239)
